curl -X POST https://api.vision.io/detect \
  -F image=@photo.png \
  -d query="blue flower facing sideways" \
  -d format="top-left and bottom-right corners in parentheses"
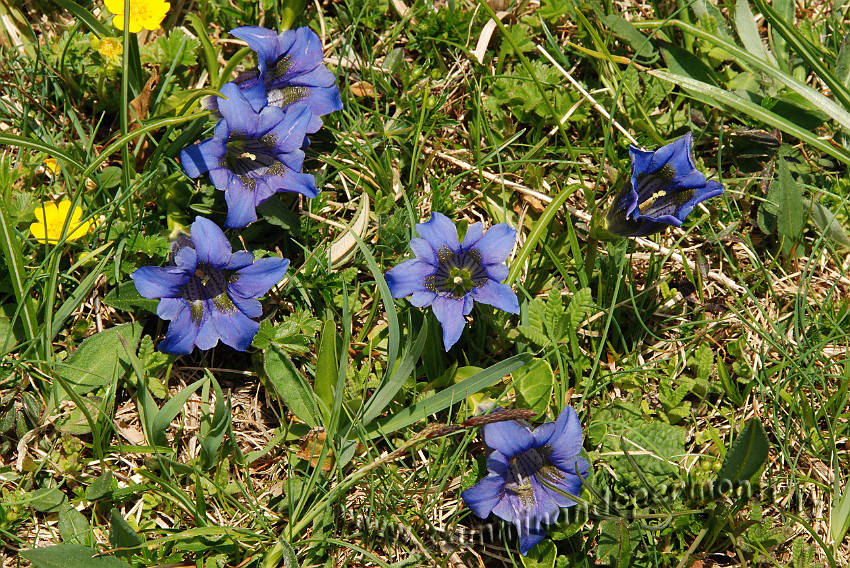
top-left (131, 217), bottom-right (289, 354)
top-left (461, 407), bottom-right (590, 555)
top-left (606, 132), bottom-right (724, 237)
top-left (225, 26), bottom-right (343, 134)
top-left (385, 213), bottom-right (520, 351)
top-left (181, 82), bottom-right (317, 229)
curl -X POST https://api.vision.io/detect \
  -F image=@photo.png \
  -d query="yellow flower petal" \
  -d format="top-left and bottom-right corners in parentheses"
top-left (103, 0), bottom-right (123, 13)
top-left (30, 222), bottom-right (49, 244)
top-left (67, 220), bottom-right (93, 241)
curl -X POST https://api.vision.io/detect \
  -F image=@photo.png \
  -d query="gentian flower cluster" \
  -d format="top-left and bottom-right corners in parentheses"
top-left (385, 213), bottom-right (520, 350)
top-left (132, 217), bottom-right (289, 354)
top-left (182, 25), bottom-right (341, 228)
top-left (605, 133), bottom-right (724, 237)
top-left (462, 407), bottom-right (590, 555)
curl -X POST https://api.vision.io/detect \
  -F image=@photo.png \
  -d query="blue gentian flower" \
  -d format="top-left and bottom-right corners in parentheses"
top-left (385, 213), bottom-right (520, 351)
top-left (181, 82), bottom-right (317, 229)
top-left (226, 26), bottom-right (343, 134)
top-left (461, 407), bottom-right (590, 555)
top-left (131, 217), bottom-right (289, 354)
top-left (606, 132), bottom-right (724, 237)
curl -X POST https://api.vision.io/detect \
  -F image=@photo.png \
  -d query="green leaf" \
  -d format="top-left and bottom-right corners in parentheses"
top-left (313, 318), bottom-right (338, 423)
top-left (835, 33), bottom-right (850, 88)
top-left (85, 471), bottom-right (115, 501)
top-left (28, 487), bottom-right (66, 512)
top-left (102, 283), bottom-right (160, 314)
top-left (140, 29), bottom-right (200, 67)
top-left (21, 545), bottom-right (132, 568)
top-left (58, 503), bottom-right (92, 547)
top-left (715, 419), bottom-right (769, 492)
top-left (369, 354), bottom-right (532, 437)
top-left (151, 377), bottom-right (207, 448)
top-left (49, 0), bottom-right (110, 37)
top-left (649, 69), bottom-right (850, 166)
top-left (802, 197), bottom-right (850, 248)
top-left (522, 538), bottom-right (556, 568)
top-left (263, 346), bottom-right (320, 427)
top-left (109, 509), bottom-right (144, 557)
top-left (602, 15), bottom-right (657, 59)
top-left (0, 303), bottom-right (26, 355)
top-left (513, 359), bottom-right (555, 418)
top-left (56, 323), bottom-right (143, 397)
top-left (734, 0), bottom-right (777, 65)
top-left (831, 479), bottom-right (850, 545)
top-left (776, 158), bottom-right (805, 255)
top-left (186, 14), bottom-right (219, 87)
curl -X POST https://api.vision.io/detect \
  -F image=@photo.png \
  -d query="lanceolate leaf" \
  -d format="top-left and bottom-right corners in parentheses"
top-left (715, 419), bottom-right (769, 492)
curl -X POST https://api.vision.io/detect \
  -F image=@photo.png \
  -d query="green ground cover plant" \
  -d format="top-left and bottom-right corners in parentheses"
top-left (1, 0), bottom-right (849, 566)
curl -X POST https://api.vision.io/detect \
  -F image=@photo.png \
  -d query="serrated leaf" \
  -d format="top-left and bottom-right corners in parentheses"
top-left (140, 29), bottom-right (200, 67)
top-left (21, 545), bottom-right (132, 568)
top-left (715, 419), bottom-right (769, 492)
top-left (566, 288), bottom-right (595, 330)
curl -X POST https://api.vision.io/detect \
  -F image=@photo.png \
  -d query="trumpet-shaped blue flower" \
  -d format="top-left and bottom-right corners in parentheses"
top-left (131, 217), bottom-right (289, 354)
top-left (227, 26), bottom-right (343, 134)
top-left (606, 132), bottom-right (724, 237)
top-left (181, 82), bottom-right (317, 229)
top-left (385, 213), bottom-right (520, 351)
top-left (461, 407), bottom-right (590, 555)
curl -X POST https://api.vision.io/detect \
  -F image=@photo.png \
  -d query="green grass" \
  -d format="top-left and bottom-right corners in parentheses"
top-left (0, 0), bottom-right (849, 566)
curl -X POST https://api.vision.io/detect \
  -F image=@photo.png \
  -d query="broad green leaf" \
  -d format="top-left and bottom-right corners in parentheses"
top-left (734, 0), bottom-right (776, 65)
top-left (522, 538), bottom-right (556, 568)
top-left (0, 303), bottom-right (25, 355)
top-left (85, 471), bottom-right (115, 501)
top-left (21, 545), bottom-right (131, 568)
top-left (776, 158), bottom-right (805, 255)
top-left (263, 346), bottom-right (320, 427)
top-left (513, 359), bottom-right (555, 418)
top-left (835, 33), bottom-right (850, 88)
top-left (102, 282), bottom-right (159, 314)
top-left (369, 354), bottom-right (532, 437)
top-left (56, 323), bottom-right (143, 397)
top-left (58, 503), bottom-right (92, 546)
top-left (313, 318), bottom-right (338, 423)
top-left (715, 419), bottom-right (769, 493)
top-left (831, 480), bottom-right (850, 545)
top-left (151, 377), bottom-right (207, 447)
top-left (28, 487), bottom-right (66, 513)
top-left (602, 15), bottom-right (657, 59)
top-left (109, 509), bottom-right (144, 557)
top-left (802, 197), bottom-right (850, 248)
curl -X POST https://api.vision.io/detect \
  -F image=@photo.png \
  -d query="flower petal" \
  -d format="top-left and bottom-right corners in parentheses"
top-left (131, 266), bottom-right (189, 299)
top-left (158, 306), bottom-right (200, 355)
top-left (415, 212), bottom-right (460, 253)
top-left (485, 263), bottom-right (509, 282)
top-left (225, 250), bottom-right (255, 270)
top-left (229, 292), bottom-right (263, 318)
top-left (230, 26), bottom-right (282, 67)
top-left (218, 82), bottom-right (262, 137)
top-left (409, 238), bottom-right (437, 265)
top-left (223, 181), bottom-right (259, 229)
top-left (472, 223), bottom-right (516, 265)
top-left (265, 103), bottom-right (312, 154)
top-left (471, 280), bottom-right (520, 314)
top-left (230, 257), bottom-right (290, 298)
top-left (193, 301), bottom-right (220, 351)
top-left (430, 295), bottom-right (466, 350)
top-left (461, 474), bottom-right (506, 519)
top-left (539, 406), bottom-right (584, 467)
top-left (156, 297), bottom-right (186, 320)
top-left (190, 217), bottom-right (232, 267)
top-left (211, 305), bottom-right (260, 351)
top-left (461, 222), bottom-right (484, 249)
top-left (385, 259), bottom-right (434, 299)
top-left (483, 419), bottom-right (534, 457)
top-left (181, 138), bottom-right (226, 179)
top-left (410, 290), bottom-right (436, 307)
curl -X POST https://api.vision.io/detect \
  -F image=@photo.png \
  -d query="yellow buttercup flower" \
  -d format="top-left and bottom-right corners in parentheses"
top-left (91, 36), bottom-right (123, 64)
top-left (30, 201), bottom-right (93, 244)
top-left (43, 158), bottom-right (61, 176)
top-left (104, 0), bottom-right (170, 33)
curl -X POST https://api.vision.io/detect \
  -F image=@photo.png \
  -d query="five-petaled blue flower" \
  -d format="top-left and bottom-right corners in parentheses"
top-left (606, 132), bottom-right (724, 237)
top-left (385, 213), bottom-right (520, 351)
top-left (131, 217), bottom-right (289, 354)
top-left (226, 26), bottom-right (343, 134)
top-left (181, 82), bottom-right (317, 229)
top-left (461, 407), bottom-right (590, 555)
